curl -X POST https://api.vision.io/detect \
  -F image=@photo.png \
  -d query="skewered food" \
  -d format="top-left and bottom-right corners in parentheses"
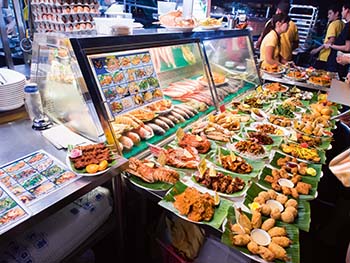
top-left (126, 158), bottom-right (179, 184)
top-left (69, 143), bottom-right (114, 171)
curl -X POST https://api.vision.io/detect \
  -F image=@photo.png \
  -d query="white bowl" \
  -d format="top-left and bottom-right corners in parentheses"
top-left (251, 229), bottom-right (271, 246)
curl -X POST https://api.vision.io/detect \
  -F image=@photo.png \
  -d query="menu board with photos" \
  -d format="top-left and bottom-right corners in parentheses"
top-left (0, 150), bottom-right (80, 206)
top-left (0, 184), bottom-right (31, 235)
top-left (89, 50), bottom-right (164, 116)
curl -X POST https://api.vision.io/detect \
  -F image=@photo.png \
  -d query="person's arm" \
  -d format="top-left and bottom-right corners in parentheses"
top-left (310, 44), bottom-right (324, 55)
top-left (336, 54), bottom-right (350, 65)
top-left (324, 40), bottom-right (350, 52)
top-left (264, 46), bottom-right (280, 65)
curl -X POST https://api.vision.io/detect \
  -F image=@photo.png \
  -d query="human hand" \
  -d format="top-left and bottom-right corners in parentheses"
top-left (324, 43), bottom-right (331, 49)
top-left (345, 72), bottom-right (350, 84)
top-left (336, 55), bottom-right (350, 65)
top-left (310, 49), bottom-right (317, 55)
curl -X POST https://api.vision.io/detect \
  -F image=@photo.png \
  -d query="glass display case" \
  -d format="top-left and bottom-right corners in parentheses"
top-left (30, 33), bottom-right (103, 141)
top-left (31, 29), bottom-right (260, 158)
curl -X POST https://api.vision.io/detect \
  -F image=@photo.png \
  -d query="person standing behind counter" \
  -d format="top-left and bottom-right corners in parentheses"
top-left (324, 3), bottom-right (350, 79)
top-left (310, 4), bottom-right (344, 70)
top-left (256, 1), bottom-right (299, 63)
top-left (260, 13), bottom-right (290, 69)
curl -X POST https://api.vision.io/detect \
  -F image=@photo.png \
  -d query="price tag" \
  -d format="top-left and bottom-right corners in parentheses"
top-left (256, 86), bottom-right (263, 92)
top-left (197, 158), bottom-right (207, 178)
top-left (176, 128), bottom-right (185, 141)
top-left (209, 166), bottom-right (217, 177)
top-left (230, 151), bottom-right (237, 161)
top-left (219, 104), bottom-right (226, 113)
top-left (158, 151), bottom-right (167, 166)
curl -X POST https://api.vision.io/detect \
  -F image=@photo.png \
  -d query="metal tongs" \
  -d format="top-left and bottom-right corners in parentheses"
top-left (331, 109), bottom-right (350, 120)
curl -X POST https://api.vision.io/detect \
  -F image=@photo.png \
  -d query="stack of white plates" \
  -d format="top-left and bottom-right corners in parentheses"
top-left (0, 69), bottom-right (26, 111)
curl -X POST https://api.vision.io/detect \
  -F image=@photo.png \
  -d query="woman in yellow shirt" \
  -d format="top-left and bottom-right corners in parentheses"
top-left (260, 13), bottom-right (290, 69)
top-left (310, 4), bottom-right (344, 69)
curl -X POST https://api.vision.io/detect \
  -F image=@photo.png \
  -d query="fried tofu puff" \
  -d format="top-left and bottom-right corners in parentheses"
top-left (268, 226), bottom-right (287, 237)
top-left (253, 196), bottom-right (266, 205)
top-left (285, 206), bottom-right (298, 217)
top-left (270, 207), bottom-right (281, 220)
top-left (261, 218), bottom-right (275, 231)
top-left (276, 194), bottom-right (288, 205)
top-left (251, 210), bottom-right (262, 229)
top-left (230, 223), bottom-right (249, 235)
top-left (281, 211), bottom-right (295, 223)
top-left (231, 234), bottom-right (251, 246)
top-left (258, 246), bottom-right (275, 261)
top-left (247, 241), bottom-right (260, 254)
top-left (258, 191), bottom-right (270, 202)
top-left (261, 204), bottom-right (271, 216)
top-left (267, 189), bottom-right (278, 200)
top-left (268, 242), bottom-right (289, 261)
top-left (272, 236), bottom-right (292, 247)
top-left (285, 199), bottom-right (298, 209)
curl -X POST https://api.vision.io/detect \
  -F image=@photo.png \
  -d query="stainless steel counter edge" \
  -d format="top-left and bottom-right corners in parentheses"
top-left (0, 118), bottom-right (129, 238)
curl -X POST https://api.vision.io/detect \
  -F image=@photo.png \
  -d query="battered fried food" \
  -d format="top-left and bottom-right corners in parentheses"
top-left (270, 207), bottom-right (281, 220)
top-left (261, 218), bottom-right (275, 231)
top-left (276, 194), bottom-right (288, 205)
top-left (258, 246), bottom-right (275, 261)
top-left (253, 196), bottom-right (266, 205)
top-left (285, 206), bottom-right (298, 217)
top-left (267, 189), bottom-right (278, 200)
top-left (268, 226), bottom-right (287, 237)
top-left (271, 236), bottom-right (293, 248)
top-left (258, 191), bottom-right (270, 202)
top-left (285, 199), bottom-right (298, 209)
top-left (251, 210), bottom-right (262, 229)
top-left (231, 234), bottom-right (251, 246)
top-left (247, 241), bottom-right (260, 254)
top-left (281, 211), bottom-right (295, 223)
top-left (238, 209), bottom-right (252, 231)
top-left (230, 223), bottom-right (248, 235)
top-left (268, 242), bottom-right (289, 261)
top-left (261, 204), bottom-right (271, 216)
top-left (296, 181), bottom-right (312, 195)
top-left (173, 187), bottom-right (215, 222)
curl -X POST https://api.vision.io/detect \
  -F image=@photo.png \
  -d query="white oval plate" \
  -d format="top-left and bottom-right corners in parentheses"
top-left (66, 155), bottom-right (109, 177)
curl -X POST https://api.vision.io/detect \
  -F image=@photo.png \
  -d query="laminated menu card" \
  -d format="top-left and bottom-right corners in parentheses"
top-left (88, 50), bottom-right (163, 116)
top-left (0, 150), bottom-right (80, 206)
top-left (0, 183), bottom-right (31, 235)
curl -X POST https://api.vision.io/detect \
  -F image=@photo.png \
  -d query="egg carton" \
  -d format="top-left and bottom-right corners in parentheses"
top-left (31, 3), bottom-right (99, 14)
top-left (31, 0), bottom-right (98, 6)
top-left (35, 21), bottom-right (95, 32)
top-left (33, 13), bottom-right (96, 23)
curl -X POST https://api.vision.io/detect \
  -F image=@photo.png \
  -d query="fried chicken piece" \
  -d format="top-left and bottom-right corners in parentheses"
top-left (247, 241), bottom-right (260, 254)
top-left (230, 223), bottom-right (248, 235)
top-left (258, 246), bottom-right (275, 261)
top-left (271, 236), bottom-right (292, 247)
top-left (264, 175), bottom-right (275, 184)
top-left (268, 227), bottom-right (287, 237)
top-left (231, 234), bottom-right (251, 246)
top-left (261, 218), bottom-right (275, 231)
top-left (237, 209), bottom-right (252, 231)
top-left (291, 188), bottom-right (299, 199)
top-left (268, 242), bottom-right (289, 261)
top-left (251, 210), bottom-right (262, 229)
top-left (295, 182), bottom-right (312, 195)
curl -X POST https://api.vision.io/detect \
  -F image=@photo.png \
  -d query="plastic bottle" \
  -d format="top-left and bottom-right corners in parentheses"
top-left (24, 83), bottom-right (43, 121)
